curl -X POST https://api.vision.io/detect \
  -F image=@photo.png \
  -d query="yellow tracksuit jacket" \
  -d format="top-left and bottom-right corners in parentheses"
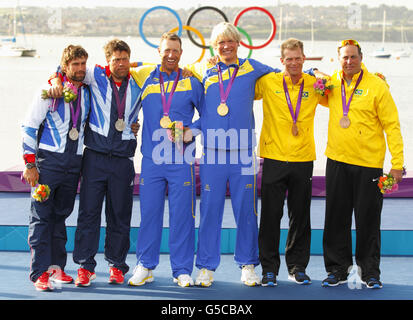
top-left (255, 72), bottom-right (327, 162)
top-left (325, 66), bottom-right (403, 169)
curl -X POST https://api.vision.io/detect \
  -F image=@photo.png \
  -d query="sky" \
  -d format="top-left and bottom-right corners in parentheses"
top-left (1, 0), bottom-right (413, 9)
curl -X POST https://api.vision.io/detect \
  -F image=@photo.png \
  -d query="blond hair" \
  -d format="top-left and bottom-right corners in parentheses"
top-left (210, 22), bottom-right (241, 48)
top-left (280, 38), bottom-right (304, 58)
top-left (160, 32), bottom-right (182, 48)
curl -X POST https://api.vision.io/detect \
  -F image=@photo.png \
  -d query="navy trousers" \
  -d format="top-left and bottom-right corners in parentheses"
top-left (28, 168), bottom-right (79, 282)
top-left (73, 148), bottom-right (135, 274)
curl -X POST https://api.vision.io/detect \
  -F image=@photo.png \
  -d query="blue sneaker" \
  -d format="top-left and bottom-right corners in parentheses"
top-left (363, 278), bottom-right (383, 289)
top-left (288, 272), bottom-right (311, 285)
top-left (321, 273), bottom-right (347, 287)
top-left (261, 272), bottom-right (277, 287)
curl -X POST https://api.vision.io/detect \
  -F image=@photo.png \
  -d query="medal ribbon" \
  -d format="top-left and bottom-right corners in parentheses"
top-left (111, 78), bottom-right (129, 120)
top-left (283, 76), bottom-right (304, 124)
top-left (217, 64), bottom-right (239, 105)
top-left (341, 69), bottom-right (363, 117)
top-left (159, 69), bottom-right (181, 117)
top-left (69, 88), bottom-right (81, 130)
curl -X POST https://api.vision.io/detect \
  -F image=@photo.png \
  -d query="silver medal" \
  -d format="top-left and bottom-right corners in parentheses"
top-left (68, 128), bottom-right (79, 140)
top-left (115, 118), bottom-right (126, 131)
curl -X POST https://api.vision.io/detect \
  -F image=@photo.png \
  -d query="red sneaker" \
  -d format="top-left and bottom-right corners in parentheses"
top-left (108, 267), bottom-right (124, 284)
top-left (34, 272), bottom-right (54, 292)
top-left (75, 268), bottom-right (96, 287)
top-left (49, 269), bottom-right (73, 284)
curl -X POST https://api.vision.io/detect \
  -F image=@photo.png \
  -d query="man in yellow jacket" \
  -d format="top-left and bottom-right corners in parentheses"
top-left (321, 40), bottom-right (404, 289)
top-left (255, 38), bottom-right (327, 286)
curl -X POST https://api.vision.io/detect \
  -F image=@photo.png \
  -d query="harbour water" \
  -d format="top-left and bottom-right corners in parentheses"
top-left (1, 35), bottom-right (412, 175)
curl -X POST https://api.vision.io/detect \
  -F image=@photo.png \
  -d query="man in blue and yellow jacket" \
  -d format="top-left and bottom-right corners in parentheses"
top-left (187, 22), bottom-right (279, 287)
top-left (128, 33), bottom-right (203, 288)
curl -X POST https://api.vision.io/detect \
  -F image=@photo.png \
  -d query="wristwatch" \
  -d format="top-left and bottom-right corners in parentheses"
top-left (25, 162), bottom-right (36, 169)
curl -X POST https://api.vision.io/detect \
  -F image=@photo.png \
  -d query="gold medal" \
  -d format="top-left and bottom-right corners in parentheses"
top-left (339, 116), bottom-right (351, 129)
top-left (217, 103), bottom-right (229, 116)
top-left (68, 128), bottom-right (79, 140)
top-left (292, 123), bottom-right (299, 136)
top-left (160, 115), bottom-right (172, 128)
top-left (115, 118), bottom-right (126, 131)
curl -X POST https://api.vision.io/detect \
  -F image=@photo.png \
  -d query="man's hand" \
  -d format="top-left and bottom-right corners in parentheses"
top-left (389, 169), bottom-right (403, 184)
top-left (48, 77), bottom-right (63, 98)
top-left (183, 127), bottom-right (193, 143)
top-left (313, 69), bottom-right (330, 79)
top-left (207, 55), bottom-right (219, 65)
top-left (23, 167), bottom-right (39, 187)
top-left (131, 121), bottom-right (140, 137)
top-left (182, 68), bottom-right (194, 78)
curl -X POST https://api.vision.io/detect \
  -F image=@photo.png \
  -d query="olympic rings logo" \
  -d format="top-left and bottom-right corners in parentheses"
top-left (139, 6), bottom-right (277, 63)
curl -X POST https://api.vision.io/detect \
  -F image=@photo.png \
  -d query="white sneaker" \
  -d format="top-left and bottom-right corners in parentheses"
top-left (173, 274), bottom-right (194, 287)
top-left (195, 268), bottom-right (214, 287)
top-left (241, 265), bottom-right (261, 286)
top-left (128, 265), bottom-right (154, 286)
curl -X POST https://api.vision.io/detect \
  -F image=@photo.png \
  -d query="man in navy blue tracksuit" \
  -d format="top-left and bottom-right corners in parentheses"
top-left (50, 39), bottom-right (141, 286)
top-left (22, 45), bottom-right (90, 291)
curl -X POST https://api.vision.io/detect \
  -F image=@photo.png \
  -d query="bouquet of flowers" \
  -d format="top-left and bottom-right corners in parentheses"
top-left (167, 121), bottom-right (184, 144)
top-left (42, 81), bottom-right (78, 111)
top-left (314, 78), bottom-right (333, 96)
top-left (376, 167), bottom-right (406, 194)
top-left (377, 173), bottom-right (398, 194)
top-left (32, 184), bottom-right (51, 202)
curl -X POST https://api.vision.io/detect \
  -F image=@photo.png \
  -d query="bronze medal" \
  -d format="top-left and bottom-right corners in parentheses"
top-left (217, 103), bottom-right (229, 116)
top-left (160, 115), bottom-right (172, 128)
top-left (292, 123), bottom-right (299, 136)
top-left (68, 128), bottom-right (79, 140)
top-left (339, 116), bottom-right (351, 129)
top-left (115, 118), bottom-right (126, 131)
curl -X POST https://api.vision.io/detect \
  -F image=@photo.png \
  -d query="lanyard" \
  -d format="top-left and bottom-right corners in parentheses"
top-left (159, 69), bottom-right (181, 117)
top-left (341, 70), bottom-right (363, 117)
top-left (283, 76), bottom-right (304, 124)
top-left (217, 64), bottom-right (239, 105)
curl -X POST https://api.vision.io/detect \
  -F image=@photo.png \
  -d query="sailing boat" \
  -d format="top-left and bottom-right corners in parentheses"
top-left (371, 10), bottom-right (391, 58)
top-left (274, 6), bottom-right (283, 57)
top-left (393, 25), bottom-right (411, 58)
top-left (305, 17), bottom-right (323, 61)
top-left (0, 4), bottom-right (36, 57)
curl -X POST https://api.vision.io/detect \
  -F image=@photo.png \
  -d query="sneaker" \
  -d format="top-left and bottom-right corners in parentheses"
top-left (128, 265), bottom-right (154, 286)
top-left (241, 265), bottom-right (261, 286)
top-left (195, 268), bottom-right (214, 287)
top-left (75, 268), bottom-right (96, 287)
top-left (321, 273), bottom-right (347, 287)
top-left (34, 272), bottom-right (54, 292)
top-left (362, 278), bottom-right (383, 289)
top-left (173, 274), bottom-right (194, 287)
top-left (261, 272), bottom-right (277, 287)
top-left (49, 269), bottom-right (73, 284)
top-left (108, 267), bottom-right (124, 285)
top-left (288, 271), bottom-right (312, 285)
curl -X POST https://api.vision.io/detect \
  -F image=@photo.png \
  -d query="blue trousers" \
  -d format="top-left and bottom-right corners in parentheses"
top-left (196, 148), bottom-right (259, 271)
top-left (73, 148), bottom-right (135, 274)
top-left (28, 168), bottom-right (79, 282)
top-left (135, 157), bottom-right (196, 278)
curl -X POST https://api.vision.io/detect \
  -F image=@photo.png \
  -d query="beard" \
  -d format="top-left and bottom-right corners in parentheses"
top-left (67, 71), bottom-right (86, 82)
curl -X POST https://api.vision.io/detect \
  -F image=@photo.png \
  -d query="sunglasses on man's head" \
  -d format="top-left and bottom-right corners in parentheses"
top-left (338, 39), bottom-right (360, 49)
